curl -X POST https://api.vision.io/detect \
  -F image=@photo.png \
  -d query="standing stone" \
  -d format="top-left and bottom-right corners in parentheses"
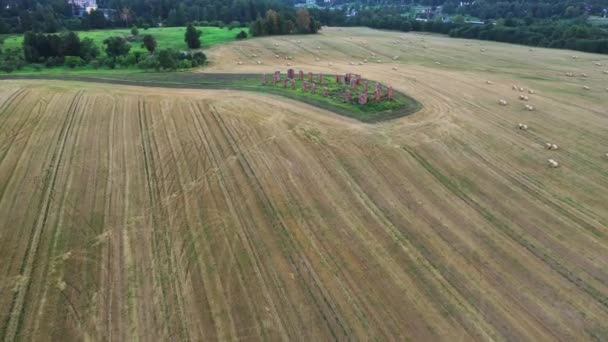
top-left (345, 73), bottom-right (351, 83)
top-left (336, 74), bottom-right (340, 83)
top-left (387, 86), bottom-right (394, 100)
top-left (363, 81), bottom-right (369, 92)
top-left (311, 83), bottom-right (316, 94)
top-left (323, 87), bottom-right (329, 96)
top-left (308, 72), bottom-right (313, 82)
top-left (374, 87), bottom-right (381, 101)
top-left (355, 75), bottom-right (361, 86)
top-left (345, 90), bottom-right (352, 102)
top-left (359, 92), bottom-right (368, 105)
top-left (273, 71), bottom-right (281, 85)
top-left (318, 73), bottom-right (323, 84)
top-left (263, 73), bottom-right (268, 85)
top-left (282, 79), bottom-right (288, 88)
top-left (299, 70), bottom-right (304, 80)
top-left (287, 68), bottom-right (295, 79)
top-left (291, 79), bottom-right (296, 89)
top-left (350, 78), bottom-right (357, 89)
top-left (302, 82), bottom-right (308, 92)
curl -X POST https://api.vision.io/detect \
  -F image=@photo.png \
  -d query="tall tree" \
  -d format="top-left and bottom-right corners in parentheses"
top-left (296, 9), bottom-right (312, 33)
top-left (185, 24), bottom-right (202, 49)
top-left (143, 34), bottom-right (157, 53)
top-left (103, 36), bottom-right (131, 62)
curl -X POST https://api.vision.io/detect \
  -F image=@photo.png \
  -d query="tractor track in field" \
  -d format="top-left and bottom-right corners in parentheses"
top-left (208, 104), bottom-right (352, 340)
top-left (1, 90), bottom-right (83, 342)
top-left (404, 147), bottom-right (608, 313)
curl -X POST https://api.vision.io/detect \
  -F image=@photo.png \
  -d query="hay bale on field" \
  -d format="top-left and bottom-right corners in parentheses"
top-left (519, 87), bottom-right (525, 92)
top-left (486, 80), bottom-right (493, 84)
top-left (528, 89), bottom-right (535, 94)
top-left (512, 85), bottom-right (518, 90)
top-left (257, 61), bottom-right (262, 65)
top-left (349, 62), bottom-right (355, 65)
top-left (517, 123), bottom-right (528, 130)
top-left (548, 159), bottom-right (559, 168)
top-left (518, 95), bottom-right (529, 101)
top-left (364, 59), bottom-right (368, 63)
top-left (594, 62), bottom-right (602, 66)
top-left (252, 54), bottom-right (258, 58)
top-left (581, 73), bottom-right (588, 77)
top-left (525, 104), bottom-right (534, 111)
top-left (498, 99), bottom-right (508, 106)
top-left (287, 62), bottom-right (291, 66)
top-left (237, 61), bottom-right (243, 65)
top-left (571, 55), bottom-right (578, 59)
top-left (435, 62), bottom-right (441, 65)
top-left (358, 62), bottom-right (363, 65)
top-left (275, 55), bottom-right (280, 58)
top-left (566, 72), bottom-right (574, 77)
top-left (551, 144), bottom-right (559, 150)
top-left (583, 85), bottom-right (591, 90)
top-left (603, 70), bottom-right (608, 74)
top-left (392, 67), bottom-right (398, 70)
top-left (480, 48), bottom-right (486, 52)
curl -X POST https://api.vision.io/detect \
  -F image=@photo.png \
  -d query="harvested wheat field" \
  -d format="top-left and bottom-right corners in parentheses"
top-left (1, 27), bottom-right (608, 341)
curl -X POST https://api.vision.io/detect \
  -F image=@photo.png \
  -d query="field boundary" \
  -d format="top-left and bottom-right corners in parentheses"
top-left (0, 74), bottom-right (422, 123)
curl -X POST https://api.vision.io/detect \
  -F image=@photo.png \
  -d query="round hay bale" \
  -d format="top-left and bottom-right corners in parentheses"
top-left (237, 61), bottom-right (243, 65)
top-left (545, 143), bottom-right (553, 149)
top-left (551, 144), bottom-right (559, 150)
top-left (528, 89), bottom-right (535, 94)
top-left (512, 85), bottom-right (518, 90)
top-left (349, 62), bottom-right (355, 65)
top-left (486, 80), bottom-right (493, 84)
top-left (392, 67), bottom-right (398, 70)
top-left (603, 70), bottom-right (608, 74)
top-left (275, 55), bottom-right (280, 58)
top-left (548, 159), bottom-right (559, 168)
top-left (581, 73), bottom-right (588, 77)
top-left (287, 62), bottom-right (291, 66)
top-left (257, 60), bottom-right (262, 65)
top-left (583, 86), bottom-right (591, 90)
top-left (499, 99), bottom-right (508, 106)
top-left (519, 87), bottom-right (525, 92)
top-left (480, 48), bottom-right (486, 52)
top-left (435, 62), bottom-right (441, 65)
top-left (571, 55), bottom-right (578, 59)
top-left (594, 62), bottom-right (602, 66)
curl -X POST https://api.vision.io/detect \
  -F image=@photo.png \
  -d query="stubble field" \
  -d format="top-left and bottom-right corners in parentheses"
top-left (0, 27), bottom-right (607, 341)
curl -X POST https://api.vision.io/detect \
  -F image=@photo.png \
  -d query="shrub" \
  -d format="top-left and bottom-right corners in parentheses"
top-left (131, 25), bottom-right (139, 36)
top-left (236, 30), bottom-right (248, 40)
top-left (64, 56), bottom-right (85, 68)
top-left (178, 59), bottom-right (192, 69)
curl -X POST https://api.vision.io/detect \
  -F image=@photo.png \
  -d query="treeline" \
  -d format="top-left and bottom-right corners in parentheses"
top-left (0, 26), bottom-right (207, 72)
top-left (0, 0), bottom-right (292, 34)
top-left (311, 7), bottom-right (608, 54)
top-left (249, 8), bottom-right (321, 36)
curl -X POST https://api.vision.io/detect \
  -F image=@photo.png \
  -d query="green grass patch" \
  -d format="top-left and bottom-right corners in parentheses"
top-left (2, 26), bottom-right (244, 53)
top-left (0, 72), bottom-right (421, 123)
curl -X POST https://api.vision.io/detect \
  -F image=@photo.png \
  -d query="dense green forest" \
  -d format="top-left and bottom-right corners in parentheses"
top-left (0, 0), bottom-right (297, 33)
top-left (309, 1), bottom-right (608, 54)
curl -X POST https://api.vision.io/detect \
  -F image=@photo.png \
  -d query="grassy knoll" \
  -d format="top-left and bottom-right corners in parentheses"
top-left (0, 72), bottom-right (421, 122)
top-left (2, 26), bottom-right (244, 53)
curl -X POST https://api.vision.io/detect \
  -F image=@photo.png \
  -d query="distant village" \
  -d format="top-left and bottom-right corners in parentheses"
top-left (70, 0), bottom-right (115, 18)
